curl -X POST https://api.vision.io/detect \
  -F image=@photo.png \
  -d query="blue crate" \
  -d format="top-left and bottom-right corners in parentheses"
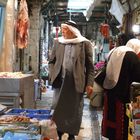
top-left (26, 114), bottom-right (52, 120)
top-left (5, 108), bottom-right (52, 120)
top-left (38, 109), bottom-right (51, 114)
top-left (25, 109), bottom-right (39, 114)
top-left (3, 131), bottom-right (41, 140)
top-left (6, 108), bottom-right (26, 114)
top-left (6, 108), bottom-right (51, 114)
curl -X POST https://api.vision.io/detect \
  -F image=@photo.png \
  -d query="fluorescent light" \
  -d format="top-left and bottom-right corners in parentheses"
top-left (132, 24), bottom-right (140, 34)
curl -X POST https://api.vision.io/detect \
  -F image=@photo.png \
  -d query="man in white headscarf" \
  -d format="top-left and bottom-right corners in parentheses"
top-left (102, 38), bottom-right (140, 140)
top-left (49, 20), bottom-right (94, 140)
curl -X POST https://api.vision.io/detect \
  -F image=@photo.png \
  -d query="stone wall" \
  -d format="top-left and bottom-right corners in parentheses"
top-left (0, 0), bottom-right (15, 72)
top-left (26, 0), bottom-right (43, 77)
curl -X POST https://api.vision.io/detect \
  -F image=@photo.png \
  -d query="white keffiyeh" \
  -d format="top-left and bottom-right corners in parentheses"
top-left (58, 23), bottom-right (89, 44)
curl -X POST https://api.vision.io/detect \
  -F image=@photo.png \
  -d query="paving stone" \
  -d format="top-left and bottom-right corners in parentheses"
top-left (36, 87), bottom-right (103, 140)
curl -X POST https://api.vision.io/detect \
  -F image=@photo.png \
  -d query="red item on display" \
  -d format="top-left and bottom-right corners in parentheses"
top-left (16, 0), bottom-right (29, 49)
top-left (100, 23), bottom-right (110, 38)
top-left (43, 137), bottom-right (50, 140)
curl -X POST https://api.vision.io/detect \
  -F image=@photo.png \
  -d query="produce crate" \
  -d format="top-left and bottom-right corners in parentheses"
top-left (130, 82), bottom-right (140, 140)
top-left (5, 108), bottom-right (52, 120)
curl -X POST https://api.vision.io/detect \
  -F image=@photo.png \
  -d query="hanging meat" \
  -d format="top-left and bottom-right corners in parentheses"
top-left (16, 0), bottom-right (29, 49)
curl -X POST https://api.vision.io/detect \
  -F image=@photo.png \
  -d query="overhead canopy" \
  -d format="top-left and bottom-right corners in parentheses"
top-left (67, 0), bottom-right (93, 12)
top-left (67, 0), bottom-right (102, 21)
top-left (41, 0), bottom-right (112, 23)
top-left (0, 0), bottom-right (8, 6)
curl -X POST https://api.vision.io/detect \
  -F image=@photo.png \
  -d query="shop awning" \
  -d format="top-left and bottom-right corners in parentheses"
top-left (67, 0), bottom-right (101, 20)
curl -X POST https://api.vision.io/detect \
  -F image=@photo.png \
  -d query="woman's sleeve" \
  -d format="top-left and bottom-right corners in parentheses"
top-left (129, 52), bottom-right (140, 82)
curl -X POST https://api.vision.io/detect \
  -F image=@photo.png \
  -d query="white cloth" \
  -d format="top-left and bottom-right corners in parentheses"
top-left (58, 36), bottom-right (88, 44)
top-left (109, 0), bottom-right (126, 25)
top-left (126, 38), bottom-right (140, 54)
top-left (58, 23), bottom-right (89, 44)
top-left (103, 39), bottom-right (140, 89)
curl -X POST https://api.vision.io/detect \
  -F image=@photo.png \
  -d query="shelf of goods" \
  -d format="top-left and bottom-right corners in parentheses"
top-left (0, 108), bottom-right (56, 139)
top-left (130, 82), bottom-right (140, 140)
top-left (0, 72), bottom-right (35, 109)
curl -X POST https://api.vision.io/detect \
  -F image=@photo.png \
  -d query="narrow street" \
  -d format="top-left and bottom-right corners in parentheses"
top-left (37, 86), bottom-right (103, 140)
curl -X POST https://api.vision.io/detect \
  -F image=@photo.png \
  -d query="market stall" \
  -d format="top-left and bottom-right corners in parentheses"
top-left (0, 107), bottom-right (57, 140)
top-left (130, 82), bottom-right (140, 140)
top-left (0, 72), bottom-right (35, 109)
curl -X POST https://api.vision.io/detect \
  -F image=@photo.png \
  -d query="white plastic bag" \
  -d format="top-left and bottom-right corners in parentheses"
top-left (39, 120), bottom-right (58, 140)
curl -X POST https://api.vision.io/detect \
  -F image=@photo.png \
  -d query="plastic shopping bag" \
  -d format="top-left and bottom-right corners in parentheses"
top-left (39, 120), bottom-right (58, 140)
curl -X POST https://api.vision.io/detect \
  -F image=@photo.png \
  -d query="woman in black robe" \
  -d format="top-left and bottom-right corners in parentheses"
top-left (102, 38), bottom-right (140, 140)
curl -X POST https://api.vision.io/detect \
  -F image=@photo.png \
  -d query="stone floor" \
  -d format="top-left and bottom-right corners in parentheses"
top-left (36, 86), bottom-right (103, 140)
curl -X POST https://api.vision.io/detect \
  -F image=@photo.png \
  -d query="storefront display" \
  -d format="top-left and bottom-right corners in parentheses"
top-left (0, 72), bottom-right (35, 108)
top-left (130, 82), bottom-right (140, 140)
top-left (0, 108), bottom-right (57, 139)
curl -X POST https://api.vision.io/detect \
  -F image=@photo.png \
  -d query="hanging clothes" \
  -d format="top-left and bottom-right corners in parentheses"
top-left (109, 0), bottom-right (127, 25)
top-left (16, 0), bottom-right (29, 49)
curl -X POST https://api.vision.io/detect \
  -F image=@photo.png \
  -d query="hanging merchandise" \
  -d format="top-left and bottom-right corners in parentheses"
top-left (100, 23), bottom-right (110, 38)
top-left (16, 0), bottom-right (29, 49)
top-left (109, 0), bottom-right (127, 25)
